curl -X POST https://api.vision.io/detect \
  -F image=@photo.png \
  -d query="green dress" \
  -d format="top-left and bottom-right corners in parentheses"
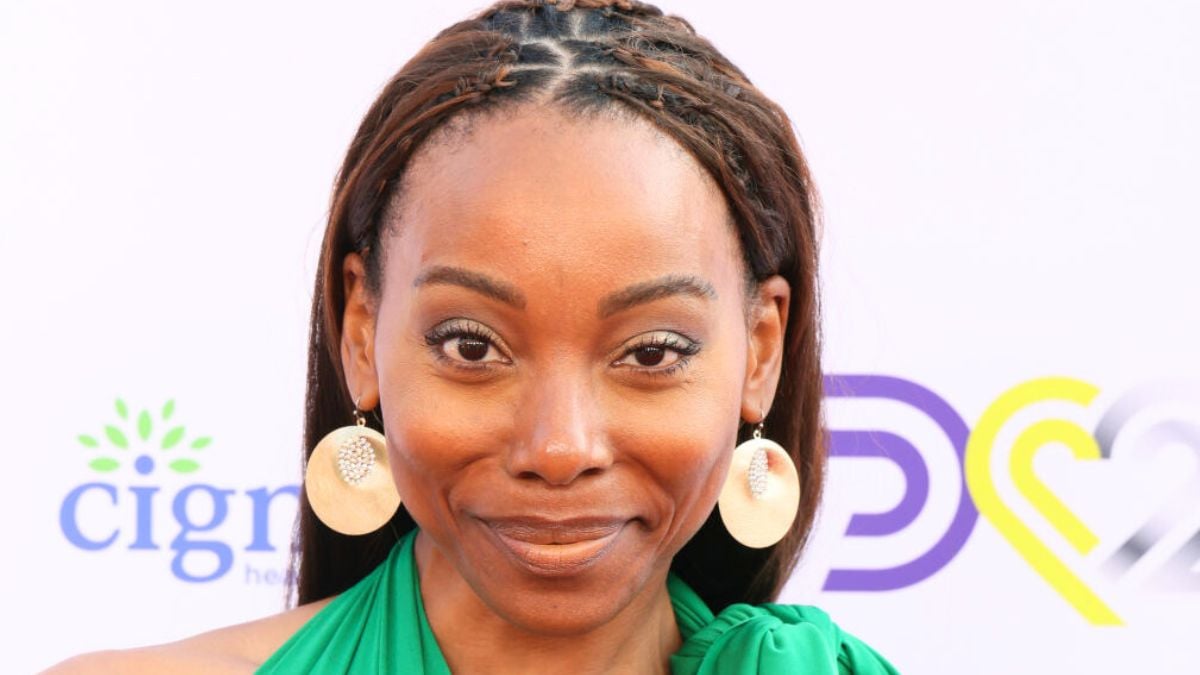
top-left (258, 530), bottom-right (899, 674)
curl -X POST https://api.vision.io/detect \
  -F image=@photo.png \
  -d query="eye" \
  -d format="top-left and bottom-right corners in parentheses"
top-left (424, 319), bottom-right (510, 367)
top-left (441, 335), bottom-right (503, 363)
top-left (623, 344), bottom-right (677, 368)
top-left (613, 331), bottom-right (701, 373)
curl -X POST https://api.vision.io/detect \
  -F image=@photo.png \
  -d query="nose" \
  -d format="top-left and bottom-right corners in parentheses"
top-left (506, 371), bottom-right (612, 485)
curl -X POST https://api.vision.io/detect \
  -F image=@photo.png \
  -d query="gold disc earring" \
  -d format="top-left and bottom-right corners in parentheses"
top-left (717, 412), bottom-right (801, 548)
top-left (304, 399), bottom-right (402, 536)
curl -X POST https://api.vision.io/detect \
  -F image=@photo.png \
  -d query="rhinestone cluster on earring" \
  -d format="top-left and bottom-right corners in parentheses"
top-left (335, 409), bottom-right (375, 485)
top-left (337, 437), bottom-right (374, 485)
top-left (747, 421), bottom-right (768, 499)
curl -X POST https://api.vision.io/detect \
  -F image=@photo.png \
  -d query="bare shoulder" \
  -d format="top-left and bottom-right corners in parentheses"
top-left (43, 596), bottom-right (337, 674)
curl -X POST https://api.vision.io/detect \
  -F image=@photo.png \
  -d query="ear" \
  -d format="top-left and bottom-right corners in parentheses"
top-left (741, 275), bottom-right (790, 422)
top-left (340, 251), bottom-right (380, 411)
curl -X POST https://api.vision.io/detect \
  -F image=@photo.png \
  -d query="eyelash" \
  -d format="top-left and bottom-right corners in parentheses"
top-left (424, 319), bottom-right (507, 371)
top-left (616, 332), bottom-right (702, 378)
top-left (422, 320), bottom-right (702, 378)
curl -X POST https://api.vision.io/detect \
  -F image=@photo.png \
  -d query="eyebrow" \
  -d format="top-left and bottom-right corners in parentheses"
top-left (596, 274), bottom-right (717, 318)
top-left (412, 265), bottom-right (716, 317)
top-left (413, 265), bottom-right (527, 309)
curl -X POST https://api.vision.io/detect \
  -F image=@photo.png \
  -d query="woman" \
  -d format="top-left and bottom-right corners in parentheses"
top-left (53, 0), bottom-right (899, 672)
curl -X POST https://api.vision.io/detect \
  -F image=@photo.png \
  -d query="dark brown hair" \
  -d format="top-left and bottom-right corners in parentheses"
top-left (293, 0), bottom-right (824, 613)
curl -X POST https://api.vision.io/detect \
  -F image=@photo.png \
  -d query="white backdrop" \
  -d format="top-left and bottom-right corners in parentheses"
top-left (2, 1), bottom-right (1197, 672)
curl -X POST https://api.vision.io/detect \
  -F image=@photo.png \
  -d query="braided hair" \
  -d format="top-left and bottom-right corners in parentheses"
top-left (297, 0), bottom-right (825, 613)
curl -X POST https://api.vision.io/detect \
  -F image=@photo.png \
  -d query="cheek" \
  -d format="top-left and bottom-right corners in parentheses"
top-left (603, 380), bottom-right (740, 539)
top-left (379, 374), bottom-right (517, 522)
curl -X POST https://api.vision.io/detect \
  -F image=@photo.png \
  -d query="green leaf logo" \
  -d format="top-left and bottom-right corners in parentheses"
top-left (89, 457), bottom-right (120, 472)
top-left (105, 426), bottom-right (129, 449)
top-left (161, 426), bottom-right (185, 450)
top-left (137, 410), bottom-right (152, 441)
top-left (79, 397), bottom-right (213, 475)
top-left (169, 459), bottom-right (200, 473)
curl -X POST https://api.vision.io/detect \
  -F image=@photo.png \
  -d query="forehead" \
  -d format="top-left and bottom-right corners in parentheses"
top-left (382, 106), bottom-right (742, 301)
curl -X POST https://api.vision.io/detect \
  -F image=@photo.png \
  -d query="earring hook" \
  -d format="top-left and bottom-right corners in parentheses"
top-left (353, 395), bottom-right (366, 427)
top-left (752, 406), bottom-right (766, 439)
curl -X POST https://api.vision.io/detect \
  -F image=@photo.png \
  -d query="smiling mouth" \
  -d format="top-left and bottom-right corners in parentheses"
top-left (479, 517), bottom-right (627, 576)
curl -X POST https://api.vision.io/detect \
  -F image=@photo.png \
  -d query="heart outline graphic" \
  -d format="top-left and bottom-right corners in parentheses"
top-left (1094, 383), bottom-right (1200, 591)
top-left (965, 376), bottom-right (1122, 626)
top-left (1009, 419), bottom-right (1101, 555)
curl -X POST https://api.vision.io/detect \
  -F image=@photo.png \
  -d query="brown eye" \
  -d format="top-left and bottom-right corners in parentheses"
top-left (457, 337), bottom-right (489, 361)
top-left (439, 335), bottom-right (505, 365)
top-left (425, 319), bottom-right (510, 368)
top-left (633, 345), bottom-right (666, 367)
top-left (613, 331), bottom-right (698, 373)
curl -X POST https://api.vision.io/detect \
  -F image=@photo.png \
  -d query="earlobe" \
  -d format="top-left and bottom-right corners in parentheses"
top-left (340, 251), bottom-right (381, 410)
top-left (741, 275), bottom-right (790, 420)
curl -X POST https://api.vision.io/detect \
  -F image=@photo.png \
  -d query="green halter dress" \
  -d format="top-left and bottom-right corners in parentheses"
top-left (258, 530), bottom-right (899, 674)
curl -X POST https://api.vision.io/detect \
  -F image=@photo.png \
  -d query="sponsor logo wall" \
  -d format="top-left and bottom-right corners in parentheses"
top-left (4, 1), bottom-right (1196, 673)
top-left (61, 398), bottom-right (297, 584)
top-left (57, 379), bottom-right (1200, 619)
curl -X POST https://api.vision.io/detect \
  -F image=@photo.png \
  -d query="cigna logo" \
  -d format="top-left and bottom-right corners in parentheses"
top-left (60, 398), bottom-right (298, 583)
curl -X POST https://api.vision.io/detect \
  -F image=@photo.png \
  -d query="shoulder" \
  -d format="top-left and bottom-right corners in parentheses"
top-left (43, 597), bottom-right (336, 674)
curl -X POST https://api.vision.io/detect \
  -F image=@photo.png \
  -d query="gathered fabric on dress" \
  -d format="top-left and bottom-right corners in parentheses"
top-left (258, 530), bottom-right (899, 674)
top-left (667, 574), bottom-right (898, 674)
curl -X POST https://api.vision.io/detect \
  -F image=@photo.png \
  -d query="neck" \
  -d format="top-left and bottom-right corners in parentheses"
top-left (415, 531), bottom-right (682, 675)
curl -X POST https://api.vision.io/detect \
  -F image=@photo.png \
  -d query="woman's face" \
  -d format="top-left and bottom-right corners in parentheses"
top-left (341, 105), bottom-right (788, 634)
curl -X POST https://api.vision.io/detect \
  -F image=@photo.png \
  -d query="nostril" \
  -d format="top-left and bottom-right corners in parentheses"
top-left (513, 465), bottom-right (604, 484)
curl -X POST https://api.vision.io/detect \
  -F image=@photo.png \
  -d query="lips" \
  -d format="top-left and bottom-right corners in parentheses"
top-left (478, 516), bottom-right (628, 576)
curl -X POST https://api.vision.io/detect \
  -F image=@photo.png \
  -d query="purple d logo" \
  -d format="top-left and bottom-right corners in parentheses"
top-left (822, 374), bottom-right (978, 591)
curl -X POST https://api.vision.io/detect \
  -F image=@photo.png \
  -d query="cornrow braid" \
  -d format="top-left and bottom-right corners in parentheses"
top-left (299, 0), bottom-right (824, 614)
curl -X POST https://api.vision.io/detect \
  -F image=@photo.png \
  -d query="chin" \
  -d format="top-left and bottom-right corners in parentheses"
top-left (454, 516), bottom-right (664, 635)
top-left (482, 585), bottom-right (641, 636)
